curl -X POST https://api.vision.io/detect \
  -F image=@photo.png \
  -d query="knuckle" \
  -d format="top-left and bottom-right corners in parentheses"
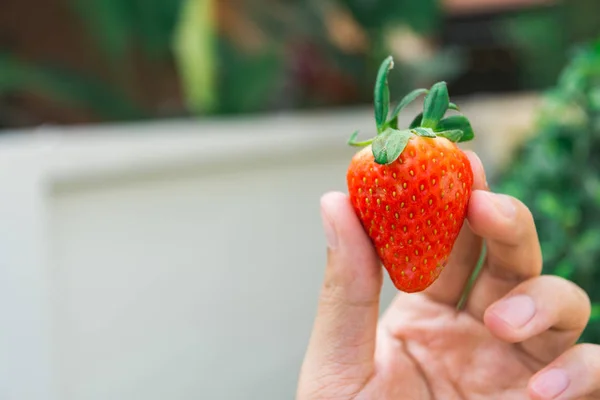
top-left (534, 276), bottom-right (592, 328)
top-left (512, 199), bottom-right (538, 242)
top-left (571, 343), bottom-right (600, 368)
top-left (548, 275), bottom-right (591, 310)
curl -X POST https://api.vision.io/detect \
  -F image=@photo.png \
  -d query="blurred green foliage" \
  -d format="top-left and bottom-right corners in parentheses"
top-left (340, 0), bottom-right (440, 34)
top-left (69, 0), bottom-right (183, 63)
top-left (0, 0), bottom-right (452, 123)
top-left (495, 0), bottom-right (600, 91)
top-left (194, 0), bottom-right (453, 115)
top-left (496, 38), bottom-right (600, 343)
top-left (0, 52), bottom-right (145, 120)
top-left (173, 0), bottom-right (217, 113)
top-left (0, 0), bottom-right (599, 125)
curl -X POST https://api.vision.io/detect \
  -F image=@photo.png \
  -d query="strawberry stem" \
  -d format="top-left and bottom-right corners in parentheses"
top-left (456, 244), bottom-right (487, 311)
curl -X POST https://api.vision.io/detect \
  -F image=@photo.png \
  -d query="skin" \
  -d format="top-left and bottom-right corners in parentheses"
top-left (297, 151), bottom-right (600, 400)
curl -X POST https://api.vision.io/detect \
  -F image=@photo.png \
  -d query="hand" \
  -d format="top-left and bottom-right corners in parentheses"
top-left (297, 151), bottom-right (599, 400)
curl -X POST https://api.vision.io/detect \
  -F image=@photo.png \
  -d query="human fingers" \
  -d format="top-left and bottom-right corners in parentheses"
top-left (528, 343), bottom-right (600, 400)
top-left (424, 150), bottom-right (487, 305)
top-left (297, 192), bottom-right (383, 398)
top-left (484, 275), bottom-right (591, 364)
top-left (463, 191), bottom-right (543, 319)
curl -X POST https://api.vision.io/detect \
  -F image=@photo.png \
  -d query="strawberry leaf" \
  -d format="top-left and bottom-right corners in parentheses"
top-left (374, 56), bottom-right (394, 133)
top-left (436, 115), bottom-right (475, 142)
top-left (388, 88), bottom-right (428, 126)
top-left (449, 102), bottom-right (460, 111)
top-left (421, 81), bottom-right (449, 129)
top-left (437, 129), bottom-right (464, 142)
top-left (347, 130), bottom-right (374, 147)
top-left (372, 128), bottom-right (412, 165)
top-left (409, 112), bottom-right (423, 129)
top-left (412, 127), bottom-right (436, 138)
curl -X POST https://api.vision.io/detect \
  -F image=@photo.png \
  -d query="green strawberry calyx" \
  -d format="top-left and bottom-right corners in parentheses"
top-left (348, 55), bottom-right (476, 165)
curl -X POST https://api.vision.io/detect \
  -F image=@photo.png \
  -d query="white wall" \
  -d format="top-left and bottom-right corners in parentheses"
top-left (0, 97), bottom-right (539, 400)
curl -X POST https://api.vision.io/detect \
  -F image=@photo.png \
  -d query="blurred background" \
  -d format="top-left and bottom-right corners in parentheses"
top-left (0, 0), bottom-right (599, 399)
top-left (1, 0), bottom-right (598, 126)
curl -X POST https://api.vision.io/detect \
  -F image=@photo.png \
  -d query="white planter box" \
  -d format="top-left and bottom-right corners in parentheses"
top-left (0, 96), bottom-right (538, 400)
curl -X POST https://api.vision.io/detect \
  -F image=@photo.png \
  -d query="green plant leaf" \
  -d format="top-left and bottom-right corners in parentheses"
top-left (371, 128), bottom-right (412, 165)
top-left (389, 88), bottom-right (428, 123)
top-left (553, 260), bottom-right (575, 279)
top-left (348, 130), bottom-right (359, 145)
top-left (449, 102), bottom-right (460, 111)
top-left (347, 130), bottom-right (373, 147)
top-left (216, 40), bottom-right (282, 114)
top-left (421, 81), bottom-right (449, 128)
top-left (374, 56), bottom-right (394, 132)
top-left (409, 112), bottom-right (423, 129)
top-left (493, 39), bottom-right (600, 344)
top-left (0, 52), bottom-right (145, 120)
top-left (436, 115), bottom-right (475, 142)
top-left (437, 129), bottom-right (464, 142)
top-left (173, 0), bottom-right (217, 114)
top-left (412, 127), bottom-right (436, 138)
top-left (591, 304), bottom-right (600, 322)
top-left (69, 0), bottom-right (132, 62)
top-left (70, 0), bottom-right (183, 62)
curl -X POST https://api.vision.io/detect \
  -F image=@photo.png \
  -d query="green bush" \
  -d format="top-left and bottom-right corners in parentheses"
top-left (495, 39), bottom-right (600, 343)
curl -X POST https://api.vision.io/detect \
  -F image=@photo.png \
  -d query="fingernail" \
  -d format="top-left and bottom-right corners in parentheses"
top-left (531, 369), bottom-right (570, 399)
top-left (488, 192), bottom-right (516, 219)
top-left (491, 295), bottom-right (536, 328)
top-left (320, 207), bottom-right (338, 249)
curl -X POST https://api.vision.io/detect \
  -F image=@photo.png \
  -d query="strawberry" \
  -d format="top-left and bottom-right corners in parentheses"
top-left (346, 56), bottom-right (475, 293)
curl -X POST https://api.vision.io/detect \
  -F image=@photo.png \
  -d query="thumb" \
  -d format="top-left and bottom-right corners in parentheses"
top-left (300, 192), bottom-right (383, 392)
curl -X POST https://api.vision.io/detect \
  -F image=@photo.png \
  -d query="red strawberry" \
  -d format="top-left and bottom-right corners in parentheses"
top-left (346, 56), bottom-right (475, 293)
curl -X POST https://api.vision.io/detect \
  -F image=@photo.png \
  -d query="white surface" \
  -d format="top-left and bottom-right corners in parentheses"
top-left (49, 155), bottom-right (356, 399)
top-left (0, 97), bottom-right (539, 399)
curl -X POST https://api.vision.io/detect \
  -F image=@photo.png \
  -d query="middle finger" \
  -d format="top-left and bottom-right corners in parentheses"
top-left (464, 190), bottom-right (543, 319)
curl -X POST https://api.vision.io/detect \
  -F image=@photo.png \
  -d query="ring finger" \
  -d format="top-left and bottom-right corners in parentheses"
top-left (483, 275), bottom-right (591, 366)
